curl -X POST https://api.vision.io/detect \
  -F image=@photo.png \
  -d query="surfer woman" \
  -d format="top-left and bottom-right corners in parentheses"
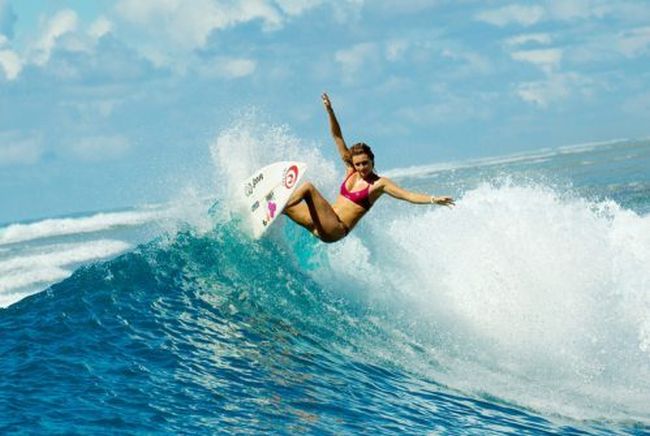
top-left (283, 93), bottom-right (454, 243)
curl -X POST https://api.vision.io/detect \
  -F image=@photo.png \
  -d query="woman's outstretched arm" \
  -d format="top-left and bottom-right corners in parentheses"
top-left (322, 93), bottom-right (350, 166)
top-left (379, 178), bottom-right (455, 206)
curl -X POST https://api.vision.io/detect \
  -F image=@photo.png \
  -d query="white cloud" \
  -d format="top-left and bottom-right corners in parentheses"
top-left (335, 42), bottom-right (378, 77)
top-left (385, 39), bottom-right (409, 62)
top-left (396, 89), bottom-right (494, 124)
top-left (545, 0), bottom-right (607, 21)
top-left (115, 0), bottom-right (288, 52)
top-left (505, 33), bottom-right (552, 47)
top-left (610, 3), bottom-right (650, 23)
top-left (560, 25), bottom-right (650, 65)
top-left (0, 11), bottom-right (120, 80)
top-left (511, 48), bottom-right (562, 74)
top-left (115, 0), bottom-right (177, 23)
top-left (111, 0), bottom-right (335, 69)
top-left (616, 26), bottom-right (650, 57)
top-left (69, 135), bottom-right (131, 161)
top-left (477, 1), bottom-right (616, 28)
top-left (441, 48), bottom-right (492, 75)
top-left (118, 0), bottom-right (230, 50)
top-left (372, 0), bottom-right (444, 14)
top-left (515, 72), bottom-right (592, 107)
top-left (0, 48), bottom-right (20, 79)
top-left (62, 98), bottom-right (123, 120)
top-left (32, 9), bottom-right (78, 66)
top-left (275, 0), bottom-right (323, 16)
top-left (476, 5), bottom-right (545, 27)
top-left (0, 132), bottom-right (43, 166)
top-left (516, 80), bottom-right (564, 107)
top-left (480, 1), bottom-right (644, 29)
top-left (222, 58), bottom-right (256, 78)
top-left (329, 0), bottom-right (364, 24)
top-left (201, 57), bottom-right (256, 78)
top-left (88, 16), bottom-right (112, 40)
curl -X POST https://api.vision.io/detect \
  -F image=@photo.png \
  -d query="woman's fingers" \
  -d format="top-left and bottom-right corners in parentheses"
top-left (322, 93), bottom-right (331, 107)
top-left (437, 196), bottom-right (455, 207)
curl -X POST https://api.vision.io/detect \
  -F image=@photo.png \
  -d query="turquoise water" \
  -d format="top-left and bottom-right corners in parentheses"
top-left (1, 139), bottom-right (650, 433)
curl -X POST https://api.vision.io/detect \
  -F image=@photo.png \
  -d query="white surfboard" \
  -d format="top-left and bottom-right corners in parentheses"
top-left (242, 161), bottom-right (307, 239)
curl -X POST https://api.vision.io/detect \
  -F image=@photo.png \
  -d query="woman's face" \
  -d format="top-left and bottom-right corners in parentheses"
top-left (352, 153), bottom-right (373, 177)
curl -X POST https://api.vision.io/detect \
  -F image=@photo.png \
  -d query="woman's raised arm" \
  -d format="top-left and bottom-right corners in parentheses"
top-left (379, 178), bottom-right (455, 206)
top-left (322, 93), bottom-right (350, 166)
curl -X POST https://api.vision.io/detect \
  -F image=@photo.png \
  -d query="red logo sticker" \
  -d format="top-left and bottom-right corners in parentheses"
top-left (283, 165), bottom-right (299, 189)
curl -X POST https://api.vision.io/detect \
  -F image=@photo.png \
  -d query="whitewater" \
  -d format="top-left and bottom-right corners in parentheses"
top-left (1, 118), bottom-right (649, 434)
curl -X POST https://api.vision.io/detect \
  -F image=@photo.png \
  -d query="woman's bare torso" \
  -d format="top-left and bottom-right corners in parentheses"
top-left (332, 172), bottom-right (382, 230)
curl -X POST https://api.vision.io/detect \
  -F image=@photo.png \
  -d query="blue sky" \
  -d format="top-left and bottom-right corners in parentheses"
top-left (1, 0), bottom-right (649, 223)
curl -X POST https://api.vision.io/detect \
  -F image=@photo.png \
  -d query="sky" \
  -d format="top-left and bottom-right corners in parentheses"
top-left (1, 0), bottom-right (649, 223)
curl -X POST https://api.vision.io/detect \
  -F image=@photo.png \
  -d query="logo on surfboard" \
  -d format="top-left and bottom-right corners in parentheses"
top-left (245, 173), bottom-right (264, 197)
top-left (244, 161), bottom-right (306, 239)
top-left (267, 201), bottom-right (277, 218)
top-left (262, 201), bottom-right (277, 227)
top-left (283, 165), bottom-right (299, 189)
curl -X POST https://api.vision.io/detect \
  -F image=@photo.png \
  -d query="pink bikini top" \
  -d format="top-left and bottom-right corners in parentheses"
top-left (340, 172), bottom-right (376, 210)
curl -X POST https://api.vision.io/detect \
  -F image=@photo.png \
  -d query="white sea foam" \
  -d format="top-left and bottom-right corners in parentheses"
top-left (0, 267), bottom-right (70, 308)
top-left (316, 181), bottom-right (650, 423)
top-left (0, 239), bottom-right (130, 307)
top-left (209, 110), bottom-right (339, 218)
top-left (0, 210), bottom-right (162, 246)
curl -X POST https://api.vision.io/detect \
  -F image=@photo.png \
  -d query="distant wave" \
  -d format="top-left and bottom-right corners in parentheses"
top-left (0, 210), bottom-right (161, 246)
top-left (384, 137), bottom-right (635, 179)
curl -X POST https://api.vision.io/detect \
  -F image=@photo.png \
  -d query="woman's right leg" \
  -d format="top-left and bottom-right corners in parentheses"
top-left (283, 182), bottom-right (347, 242)
top-left (283, 202), bottom-right (316, 233)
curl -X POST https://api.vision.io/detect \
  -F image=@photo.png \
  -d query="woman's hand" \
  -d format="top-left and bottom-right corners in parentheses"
top-left (431, 196), bottom-right (455, 207)
top-left (322, 93), bottom-right (332, 111)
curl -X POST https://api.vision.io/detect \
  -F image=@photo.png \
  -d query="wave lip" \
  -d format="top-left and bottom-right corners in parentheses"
top-left (0, 210), bottom-right (161, 246)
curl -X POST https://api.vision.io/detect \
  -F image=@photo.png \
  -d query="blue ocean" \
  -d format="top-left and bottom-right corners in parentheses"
top-left (2, 125), bottom-right (650, 434)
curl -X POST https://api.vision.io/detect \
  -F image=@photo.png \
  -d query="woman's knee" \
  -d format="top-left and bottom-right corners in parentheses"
top-left (320, 233), bottom-right (345, 243)
top-left (301, 181), bottom-right (315, 192)
top-left (315, 225), bottom-right (347, 243)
